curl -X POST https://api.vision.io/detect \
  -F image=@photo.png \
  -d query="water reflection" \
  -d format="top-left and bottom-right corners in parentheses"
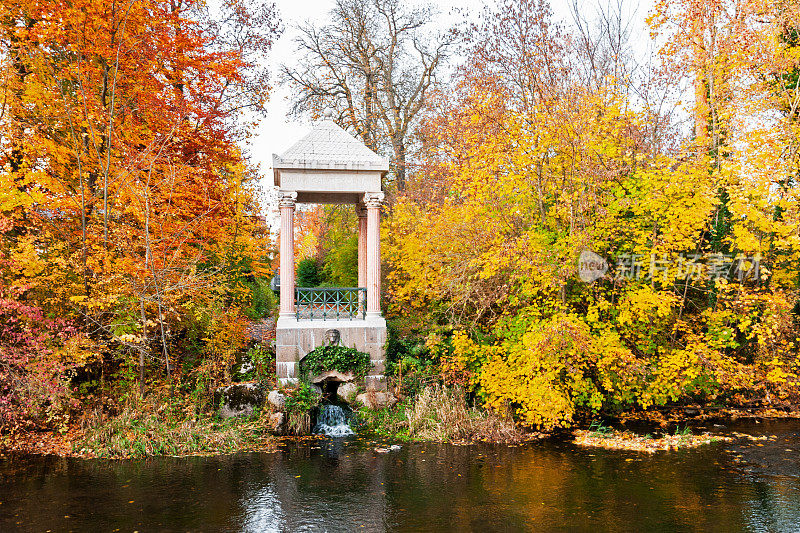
top-left (1, 421), bottom-right (799, 532)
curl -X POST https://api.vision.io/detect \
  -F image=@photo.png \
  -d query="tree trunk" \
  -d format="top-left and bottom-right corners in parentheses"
top-left (139, 296), bottom-right (147, 398)
top-left (393, 136), bottom-right (406, 191)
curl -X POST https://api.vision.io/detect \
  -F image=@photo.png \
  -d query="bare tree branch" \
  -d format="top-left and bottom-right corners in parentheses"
top-left (282, 0), bottom-right (455, 191)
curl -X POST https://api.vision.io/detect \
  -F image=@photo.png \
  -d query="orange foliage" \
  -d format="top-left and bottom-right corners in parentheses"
top-left (0, 0), bottom-right (279, 419)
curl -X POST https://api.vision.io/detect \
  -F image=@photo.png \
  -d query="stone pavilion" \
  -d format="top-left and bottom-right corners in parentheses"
top-left (273, 117), bottom-right (388, 390)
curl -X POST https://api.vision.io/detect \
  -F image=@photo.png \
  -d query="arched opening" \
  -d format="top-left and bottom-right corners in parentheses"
top-left (322, 379), bottom-right (340, 402)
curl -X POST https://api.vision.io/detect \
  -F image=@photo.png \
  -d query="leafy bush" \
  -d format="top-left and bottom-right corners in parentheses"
top-left (445, 309), bottom-right (775, 430)
top-left (384, 323), bottom-right (433, 373)
top-left (300, 345), bottom-right (372, 378)
top-left (452, 314), bottom-right (645, 430)
top-left (321, 235), bottom-right (358, 287)
top-left (244, 278), bottom-right (277, 319)
top-left (0, 285), bottom-right (78, 434)
top-left (353, 399), bottom-right (413, 439)
top-left (283, 382), bottom-right (321, 435)
top-left (204, 310), bottom-right (249, 386)
top-left (384, 324), bottom-right (441, 397)
top-left (297, 258), bottom-right (321, 288)
top-left (245, 343), bottom-right (273, 382)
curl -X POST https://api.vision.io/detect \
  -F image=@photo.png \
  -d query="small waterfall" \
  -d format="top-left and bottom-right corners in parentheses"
top-left (314, 404), bottom-right (354, 437)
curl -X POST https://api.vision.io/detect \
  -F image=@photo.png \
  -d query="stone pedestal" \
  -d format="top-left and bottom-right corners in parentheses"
top-left (276, 316), bottom-right (387, 390)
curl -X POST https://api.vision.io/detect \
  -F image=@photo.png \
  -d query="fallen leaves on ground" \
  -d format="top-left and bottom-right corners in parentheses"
top-left (573, 429), bottom-right (733, 453)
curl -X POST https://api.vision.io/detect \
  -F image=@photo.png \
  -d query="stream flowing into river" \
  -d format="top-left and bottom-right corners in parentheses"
top-left (1, 419), bottom-right (799, 531)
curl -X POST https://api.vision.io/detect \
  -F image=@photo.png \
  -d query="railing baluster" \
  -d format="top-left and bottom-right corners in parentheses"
top-left (293, 287), bottom-right (368, 320)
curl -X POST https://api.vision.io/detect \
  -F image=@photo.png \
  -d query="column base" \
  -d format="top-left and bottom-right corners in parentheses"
top-left (364, 312), bottom-right (386, 326)
top-left (277, 313), bottom-right (297, 326)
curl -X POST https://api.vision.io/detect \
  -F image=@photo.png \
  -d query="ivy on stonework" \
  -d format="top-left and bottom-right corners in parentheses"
top-left (299, 345), bottom-right (372, 379)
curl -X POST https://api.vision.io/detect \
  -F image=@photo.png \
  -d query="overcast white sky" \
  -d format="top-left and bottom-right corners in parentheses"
top-left (247, 0), bottom-right (652, 212)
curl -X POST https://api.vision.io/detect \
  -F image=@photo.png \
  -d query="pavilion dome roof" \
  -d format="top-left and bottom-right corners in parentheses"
top-left (273, 120), bottom-right (390, 172)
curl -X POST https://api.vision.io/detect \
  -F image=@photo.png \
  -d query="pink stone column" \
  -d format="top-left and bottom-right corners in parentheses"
top-left (357, 204), bottom-right (368, 314)
top-left (278, 191), bottom-right (297, 317)
top-left (364, 192), bottom-right (384, 317)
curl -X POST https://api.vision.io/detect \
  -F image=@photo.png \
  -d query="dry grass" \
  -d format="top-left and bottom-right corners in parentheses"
top-left (287, 411), bottom-right (311, 436)
top-left (76, 396), bottom-right (275, 459)
top-left (405, 385), bottom-right (526, 443)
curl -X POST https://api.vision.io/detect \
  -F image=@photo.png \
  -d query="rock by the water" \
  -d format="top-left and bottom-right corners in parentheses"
top-left (337, 382), bottom-right (359, 404)
top-left (268, 412), bottom-right (285, 434)
top-left (214, 382), bottom-right (266, 419)
top-left (356, 391), bottom-right (398, 410)
top-left (267, 390), bottom-right (285, 411)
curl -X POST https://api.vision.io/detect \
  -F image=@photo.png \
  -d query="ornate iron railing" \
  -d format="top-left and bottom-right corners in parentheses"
top-left (295, 287), bottom-right (366, 320)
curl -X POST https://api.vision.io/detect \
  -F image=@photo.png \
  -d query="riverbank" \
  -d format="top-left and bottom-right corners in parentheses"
top-left (1, 397), bottom-right (278, 460)
top-left (353, 389), bottom-right (800, 452)
top-left (618, 403), bottom-right (800, 426)
top-left (2, 412), bottom-right (794, 459)
top-left (3, 385), bottom-right (799, 459)
top-left (353, 385), bottom-right (538, 444)
top-left (1, 416), bottom-right (277, 460)
top-left (4, 420), bottom-right (278, 460)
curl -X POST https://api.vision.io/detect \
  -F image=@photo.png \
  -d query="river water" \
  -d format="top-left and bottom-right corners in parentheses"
top-left (1, 420), bottom-right (799, 532)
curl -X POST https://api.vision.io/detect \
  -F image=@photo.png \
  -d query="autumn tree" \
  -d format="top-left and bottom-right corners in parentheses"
top-left (385, 0), bottom-right (800, 429)
top-left (0, 0), bottom-right (280, 412)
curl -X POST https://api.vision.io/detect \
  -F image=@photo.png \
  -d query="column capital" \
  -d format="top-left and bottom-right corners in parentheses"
top-left (356, 203), bottom-right (367, 218)
top-left (278, 190), bottom-right (297, 208)
top-left (363, 192), bottom-right (385, 208)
